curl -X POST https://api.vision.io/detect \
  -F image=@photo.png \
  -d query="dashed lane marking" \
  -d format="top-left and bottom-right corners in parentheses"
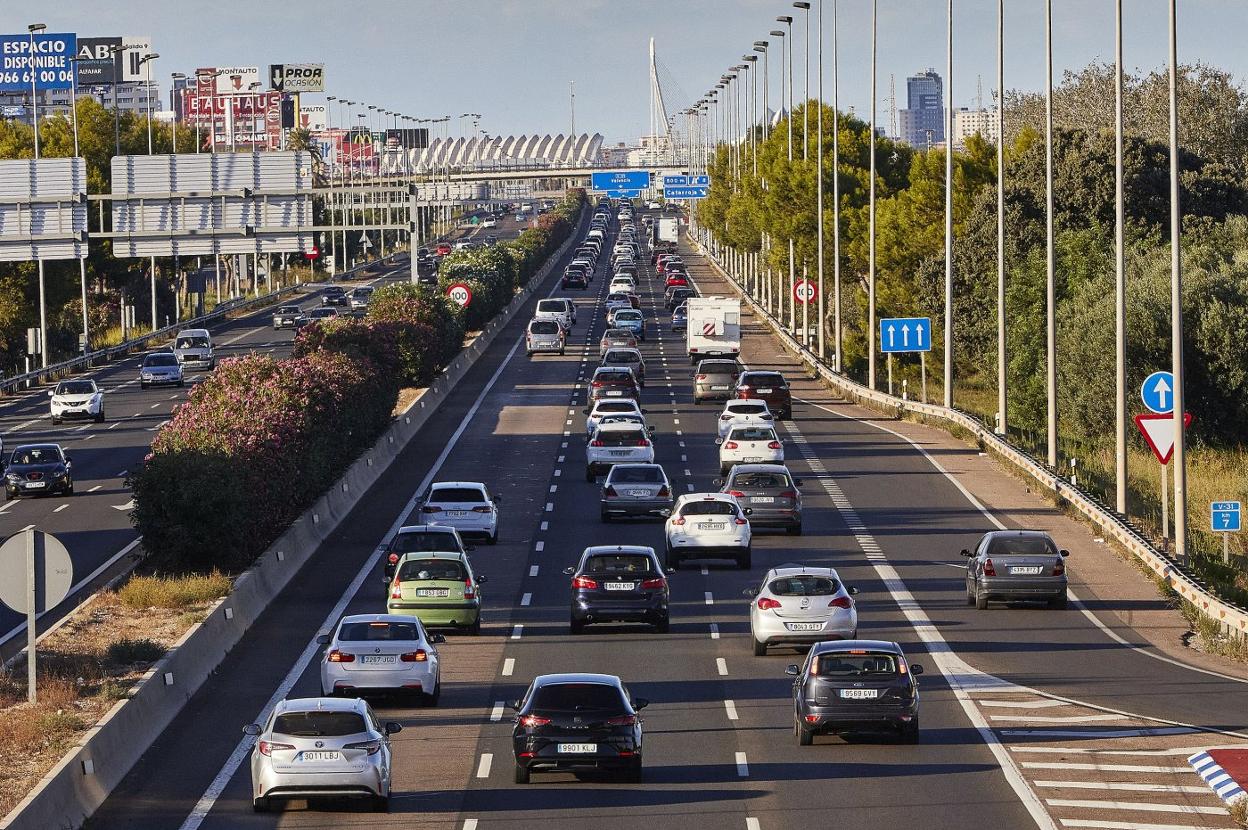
top-left (502, 658), bottom-right (515, 677)
top-left (475, 753), bottom-right (493, 779)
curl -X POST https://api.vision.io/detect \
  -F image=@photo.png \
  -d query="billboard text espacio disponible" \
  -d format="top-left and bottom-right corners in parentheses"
top-left (0, 32), bottom-right (76, 92)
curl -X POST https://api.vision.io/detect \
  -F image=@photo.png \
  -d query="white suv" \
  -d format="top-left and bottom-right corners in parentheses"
top-left (585, 399), bottom-right (644, 434)
top-left (717, 425), bottom-right (784, 476)
top-left (717, 400), bottom-right (774, 438)
top-left (585, 422), bottom-right (654, 481)
top-left (419, 481), bottom-right (501, 545)
top-left (664, 493), bottom-right (752, 570)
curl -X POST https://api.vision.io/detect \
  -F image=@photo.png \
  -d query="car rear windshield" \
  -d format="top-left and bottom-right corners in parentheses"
top-left (56, 381), bottom-right (95, 395)
top-left (429, 487), bottom-right (486, 503)
top-left (604, 329), bottom-right (633, 340)
top-left (537, 300), bottom-right (565, 313)
top-left (338, 621), bottom-right (420, 641)
top-left (398, 558), bottom-right (467, 581)
top-left (594, 401), bottom-right (637, 414)
top-left (583, 554), bottom-right (655, 575)
top-left (769, 576), bottom-right (838, 596)
top-left (729, 427), bottom-right (776, 441)
top-left (273, 711), bottom-right (367, 737)
top-left (596, 428), bottom-right (646, 446)
top-left (604, 351), bottom-right (639, 363)
top-left (681, 500), bottom-right (737, 516)
top-left (615, 311), bottom-right (641, 321)
top-left (596, 370), bottom-right (633, 383)
top-left (731, 472), bottom-right (789, 488)
top-left (391, 532), bottom-right (461, 553)
top-left (987, 536), bottom-right (1057, 556)
top-left (700, 362), bottom-right (737, 374)
top-left (530, 683), bottom-right (625, 713)
top-left (744, 373), bottom-right (786, 386)
top-left (608, 466), bottom-right (663, 484)
top-left (813, 653), bottom-right (899, 677)
top-left (144, 354), bottom-right (178, 367)
top-left (727, 403), bottom-right (767, 414)
top-left (530, 321), bottom-right (560, 335)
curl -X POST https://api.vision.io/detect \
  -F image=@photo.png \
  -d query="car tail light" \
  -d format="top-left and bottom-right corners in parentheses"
top-left (735, 517), bottom-right (749, 525)
top-left (421, 505), bottom-right (442, 513)
top-left (636, 439), bottom-right (650, 447)
top-left (671, 516), bottom-right (686, 526)
top-left (726, 490), bottom-right (746, 498)
top-left (463, 579), bottom-right (476, 600)
top-left (607, 714), bottom-right (638, 726)
top-left (767, 441), bottom-right (782, 450)
top-left (590, 440), bottom-right (605, 447)
top-left (591, 381), bottom-right (603, 388)
top-left (1053, 559), bottom-right (1065, 577)
top-left (390, 583), bottom-right (402, 599)
top-left (829, 596), bottom-right (854, 609)
top-left (724, 441), bottom-right (739, 450)
top-left (257, 740), bottom-right (294, 756)
top-left (572, 575), bottom-right (599, 589)
top-left (696, 374), bottom-right (707, 381)
top-left (327, 649), bottom-right (355, 663)
top-left (757, 597), bottom-right (781, 610)
top-left (400, 650), bottom-right (428, 662)
top-left (604, 485), bottom-right (618, 498)
top-left (721, 414), bottom-right (733, 420)
top-left (473, 506), bottom-right (492, 513)
top-left (779, 490), bottom-right (797, 499)
top-left (387, 552), bottom-right (399, 564)
top-left (520, 714), bottom-right (551, 728)
top-left (738, 385), bottom-right (752, 393)
top-left (345, 739), bottom-right (382, 755)
top-left (640, 577), bottom-right (667, 590)
top-left (656, 485), bottom-right (670, 497)
top-left (983, 558), bottom-right (997, 577)
top-left (804, 715), bottom-right (820, 724)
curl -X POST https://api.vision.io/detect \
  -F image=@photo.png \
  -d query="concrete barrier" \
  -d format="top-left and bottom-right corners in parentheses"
top-left (0, 206), bottom-right (587, 830)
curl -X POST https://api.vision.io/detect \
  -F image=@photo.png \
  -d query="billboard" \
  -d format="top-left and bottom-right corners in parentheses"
top-left (75, 36), bottom-right (120, 84)
top-left (385, 128), bottom-right (429, 149)
top-left (0, 32), bottom-right (76, 92)
top-left (181, 86), bottom-right (283, 149)
top-left (269, 63), bottom-right (324, 92)
top-left (211, 65), bottom-right (260, 94)
top-left (298, 104), bottom-right (326, 131)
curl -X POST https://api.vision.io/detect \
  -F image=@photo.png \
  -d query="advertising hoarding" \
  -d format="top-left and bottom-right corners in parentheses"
top-left (0, 32), bottom-right (76, 92)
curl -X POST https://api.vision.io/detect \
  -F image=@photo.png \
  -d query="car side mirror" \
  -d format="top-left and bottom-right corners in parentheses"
top-left (47, 390), bottom-right (54, 397)
top-left (633, 698), bottom-right (649, 710)
top-left (1059, 549), bottom-right (1070, 558)
top-left (648, 426), bottom-right (656, 436)
top-left (784, 665), bottom-right (800, 676)
top-left (794, 479), bottom-right (804, 487)
top-left (476, 574), bottom-right (488, 584)
top-left (848, 586), bottom-right (859, 595)
top-left (242, 723), bottom-right (262, 736)
top-left (639, 408), bottom-right (648, 414)
top-left (959, 549), bottom-right (972, 558)
top-left (563, 566), bottom-right (576, 575)
top-left (910, 664), bottom-right (925, 675)
top-left (742, 587), bottom-right (757, 597)
top-left (63, 453), bottom-right (72, 463)
top-left (384, 722), bottom-right (403, 735)
top-left (509, 699), bottom-right (523, 711)
top-left (742, 508), bottom-right (753, 516)
top-left (714, 438), bottom-right (724, 446)
top-left (429, 633), bottom-right (446, 644)
top-left (315, 633), bottom-right (330, 645)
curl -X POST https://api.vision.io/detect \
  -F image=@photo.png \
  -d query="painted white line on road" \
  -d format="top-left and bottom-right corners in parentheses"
top-left (686, 484), bottom-right (695, 492)
top-left (1022, 762), bottom-right (1191, 774)
top-left (709, 623), bottom-right (719, 640)
top-left (149, 403), bottom-right (160, 409)
top-left (704, 591), bottom-right (713, 605)
top-left (86, 485), bottom-right (102, 493)
top-left (490, 702), bottom-right (505, 722)
top-left (700, 565), bottom-right (709, 576)
top-left (475, 753), bottom-right (493, 779)
top-left (553, 469), bottom-right (562, 478)
top-left (464, 819), bottom-right (479, 830)
top-left (511, 624), bottom-right (523, 640)
top-left (557, 455), bottom-right (565, 463)
top-left (684, 469), bottom-right (692, 477)
top-left (502, 658), bottom-right (515, 677)
top-left (0, 502), bottom-right (15, 514)
top-left (540, 521), bottom-right (549, 531)
top-left (681, 454), bottom-right (687, 462)
top-left (735, 751), bottom-right (749, 777)
top-left (1047, 800), bottom-right (1228, 816)
top-left (724, 699), bottom-right (738, 721)
top-left (979, 699), bottom-right (1068, 709)
top-left (561, 441), bottom-right (568, 449)
top-left (991, 714), bottom-right (1125, 723)
top-left (18, 524), bottom-right (34, 532)
top-left (1056, 821), bottom-right (1216, 830)
top-left (545, 502), bottom-right (554, 511)
top-left (746, 819), bottom-right (761, 830)
top-left (1002, 728), bottom-right (1194, 739)
top-left (53, 504), bottom-right (69, 513)
top-left (521, 593), bottom-right (532, 606)
top-left (717, 657), bottom-right (728, 676)
top-left (535, 541), bottom-right (545, 552)
top-left (1033, 781), bottom-right (1211, 794)
top-left (108, 421), bottom-right (120, 429)
top-left (529, 565), bottom-right (540, 577)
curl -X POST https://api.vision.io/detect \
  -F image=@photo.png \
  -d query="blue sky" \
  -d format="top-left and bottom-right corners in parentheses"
top-left (3, 0), bottom-right (1244, 144)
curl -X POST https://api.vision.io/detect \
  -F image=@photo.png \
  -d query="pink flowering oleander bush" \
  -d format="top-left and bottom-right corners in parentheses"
top-left (129, 350), bottom-right (397, 572)
top-left (365, 284), bottom-right (465, 386)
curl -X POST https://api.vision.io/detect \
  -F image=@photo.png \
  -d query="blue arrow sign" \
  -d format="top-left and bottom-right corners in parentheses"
top-left (591, 170), bottom-right (651, 191)
top-left (1141, 370), bottom-right (1175, 414)
top-left (879, 317), bottom-right (931, 353)
top-left (691, 175), bottom-right (709, 186)
top-left (664, 185), bottom-right (709, 199)
top-left (1211, 501), bottom-right (1241, 532)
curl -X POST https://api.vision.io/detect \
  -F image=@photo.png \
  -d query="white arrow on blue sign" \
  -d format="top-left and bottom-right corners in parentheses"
top-left (879, 317), bottom-right (931, 353)
top-left (664, 185), bottom-right (708, 199)
top-left (1140, 370), bottom-right (1175, 414)
top-left (1211, 501), bottom-right (1241, 532)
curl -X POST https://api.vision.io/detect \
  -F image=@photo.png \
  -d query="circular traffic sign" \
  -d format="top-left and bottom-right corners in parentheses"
top-left (793, 279), bottom-right (818, 305)
top-left (446, 282), bottom-right (473, 308)
top-left (0, 530), bottom-right (73, 615)
top-left (1141, 370), bottom-right (1175, 414)
top-left (303, 246), bottom-right (320, 260)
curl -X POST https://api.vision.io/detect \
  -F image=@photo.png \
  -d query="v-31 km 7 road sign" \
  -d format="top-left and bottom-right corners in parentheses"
top-left (1211, 502), bottom-right (1241, 532)
top-left (879, 317), bottom-right (931, 353)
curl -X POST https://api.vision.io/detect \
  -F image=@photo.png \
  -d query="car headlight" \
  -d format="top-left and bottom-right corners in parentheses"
top-left (142, 372), bottom-right (153, 379)
top-left (6, 473), bottom-right (20, 483)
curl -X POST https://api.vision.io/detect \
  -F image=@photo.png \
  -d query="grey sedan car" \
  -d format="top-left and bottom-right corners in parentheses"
top-left (600, 463), bottom-right (673, 521)
top-left (245, 697), bottom-right (402, 813)
top-left (963, 530), bottom-right (1070, 609)
top-left (694, 359), bottom-right (742, 404)
top-left (717, 463), bottom-right (802, 534)
top-left (139, 352), bottom-right (183, 388)
top-left (272, 304), bottom-right (304, 330)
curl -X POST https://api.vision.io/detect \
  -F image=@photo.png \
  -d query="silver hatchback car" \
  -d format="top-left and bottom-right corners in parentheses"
top-left (747, 566), bottom-right (859, 655)
top-left (600, 463), bottom-right (673, 521)
top-left (245, 697), bottom-right (402, 813)
top-left (963, 530), bottom-right (1070, 609)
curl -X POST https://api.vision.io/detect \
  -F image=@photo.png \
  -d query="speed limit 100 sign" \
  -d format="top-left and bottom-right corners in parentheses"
top-left (793, 279), bottom-right (818, 305)
top-left (446, 282), bottom-right (473, 307)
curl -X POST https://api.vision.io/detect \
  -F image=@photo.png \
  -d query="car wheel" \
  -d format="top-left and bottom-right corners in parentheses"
top-left (426, 678), bottom-right (441, 707)
top-left (654, 616), bottom-right (670, 634)
top-left (526, 351), bottom-right (533, 357)
top-left (1049, 592), bottom-right (1069, 610)
top-left (373, 794), bottom-right (391, 813)
top-left (585, 466), bottom-right (596, 482)
top-left (96, 410), bottom-right (105, 423)
top-left (65, 481), bottom-right (74, 496)
top-left (600, 510), bottom-right (611, 523)
top-left (570, 619), bottom-right (586, 635)
top-left (469, 616), bottom-right (482, 636)
top-left (752, 637), bottom-right (767, 656)
top-left (486, 529), bottom-right (498, 546)
top-left (966, 586), bottom-right (976, 606)
top-left (559, 349), bottom-right (565, 356)
top-left (664, 546), bottom-right (679, 571)
top-left (693, 398), bottom-right (701, 405)
top-left (797, 721), bottom-right (814, 746)
top-left (975, 589), bottom-right (989, 610)
top-left (625, 761), bottom-right (643, 783)
top-left (252, 797), bottom-right (269, 813)
top-left (787, 523), bottom-right (802, 536)
top-left (720, 465), bottom-right (730, 476)
top-left (901, 719), bottom-right (920, 744)
top-left (738, 549), bottom-right (752, 570)
top-left (51, 416), bottom-right (60, 425)
top-left (140, 382), bottom-right (148, 389)
top-left (514, 763), bottom-right (530, 784)
top-left (177, 380), bottom-right (184, 388)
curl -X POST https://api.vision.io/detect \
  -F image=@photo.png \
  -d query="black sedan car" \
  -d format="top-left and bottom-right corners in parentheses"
top-left (565, 545), bottom-right (670, 633)
top-left (786, 640), bottom-right (924, 745)
top-left (321, 285), bottom-right (349, 307)
top-left (511, 673), bottom-right (647, 783)
top-left (4, 443), bottom-right (74, 499)
top-left (562, 270), bottom-right (589, 290)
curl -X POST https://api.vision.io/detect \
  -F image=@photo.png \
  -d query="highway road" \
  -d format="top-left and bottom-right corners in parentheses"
top-left (82, 207), bottom-right (1247, 830)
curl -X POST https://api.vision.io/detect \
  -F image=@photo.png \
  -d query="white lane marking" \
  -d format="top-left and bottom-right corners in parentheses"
top-left (1002, 728), bottom-right (1195, 739)
top-left (709, 623), bottom-right (719, 640)
top-left (549, 485), bottom-right (558, 494)
top-left (53, 504), bottom-right (69, 513)
top-left (724, 699), bottom-right (738, 721)
top-left (1021, 762), bottom-right (1192, 774)
top-left (535, 541), bottom-right (545, 552)
top-left (1011, 745), bottom-right (1243, 756)
top-left (475, 753), bottom-right (493, 779)
top-left (545, 502), bottom-right (554, 511)
top-left (149, 403), bottom-right (160, 409)
top-left (561, 441), bottom-right (568, 449)
top-left (746, 820), bottom-right (761, 830)
top-left (557, 455), bottom-right (565, 463)
top-left (490, 702), bottom-right (505, 722)
top-left (990, 714), bottom-right (1126, 723)
top-left (1056, 822), bottom-right (1220, 830)
top-left (716, 657), bottom-right (728, 676)
top-left (529, 565), bottom-right (540, 577)
top-left (1048, 801), bottom-right (1228, 816)
top-left (18, 524), bottom-right (35, 532)
top-left (735, 751), bottom-right (749, 777)
top-left (108, 422), bottom-right (121, 429)
top-left (521, 593), bottom-right (532, 606)
top-left (540, 521), bottom-right (549, 531)
top-left (704, 591), bottom-right (713, 605)
top-left (553, 469), bottom-right (562, 478)
top-left (684, 469), bottom-right (692, 477)
top-left (464, 820), bottom-right (479, 830)
top-left (1033, 781), bottom-right (1211, 794)
top-left (176, 290), bottom-right (538, 830)
top-left (511, 624), bottom-right (523, 640)
top-left (700, 565), bottom-right (709, 576)
top-left (502, 658), bottom-right (515, 677)
top-left (979, 699), bottom-right (1068, 709)
top-left (686, 484), bottom-right (695, 492)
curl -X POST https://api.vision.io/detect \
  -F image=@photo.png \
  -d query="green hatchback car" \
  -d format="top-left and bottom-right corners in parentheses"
top-left (386, 551), bottom-right (486, 634)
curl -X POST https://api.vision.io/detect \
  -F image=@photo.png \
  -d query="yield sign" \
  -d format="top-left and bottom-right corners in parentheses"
top-left (1134, 412), bottom-right (1193, 464)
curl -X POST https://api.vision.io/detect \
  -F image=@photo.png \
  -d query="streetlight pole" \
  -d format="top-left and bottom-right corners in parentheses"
top-left (140, 52), bottom-right (160, 329)
top-left (1044, 0), bottom-right (1058, 468)
top-left (997, 0), bottom-right (1007, 432)
top-left (171, 73), bottom-right (184, 153)
top-left (68, 55), bottom-right (91, 355)
top-left (829, 0), bottom-right (839, 367)
top-left (868, 0), bottom-right (878, 390)
top-left (29, 23), bottom-right (49, 367)
top-left (816, 0), bottom-right (825, 363)
top-left (1113, 0), bottom-right (1128, 514)
top-left (1167, 0), bottom-right (1188, 562)
top-left (944, 0), bottom-right (954, 408)
top-left (754, 42), bottom-right (769, 141)
top-left (777, 17), bottom-right (795, 338)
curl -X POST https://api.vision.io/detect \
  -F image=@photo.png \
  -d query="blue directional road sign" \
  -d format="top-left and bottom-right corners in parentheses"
top-left (664, 185), bottom-right (709, 199)
top-left (879, 317), bottom-right (931, 353)
top-left (1211, 502), bottom-right (1242, 532)
top-left (0, 33), bottom-right (77, 92)
top-left (663, 175), bottom-right (689, 187)
top-left (602, 188), bottom-right (643, 199)
top-left (591, 170), bottom-right (651, 191)
top-left (1140, 371), bottom-right (1175, 414)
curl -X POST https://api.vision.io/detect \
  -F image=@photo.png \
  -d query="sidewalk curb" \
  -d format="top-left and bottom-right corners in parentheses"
top-left (1189, 749), bottom-right (1248, 804)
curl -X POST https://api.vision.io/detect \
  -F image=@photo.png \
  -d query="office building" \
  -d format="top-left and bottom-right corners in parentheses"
top-left (899, 68), bottom-right (944, 148)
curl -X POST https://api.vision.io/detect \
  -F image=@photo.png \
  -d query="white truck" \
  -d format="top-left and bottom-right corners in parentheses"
top-left (685, 297), bottom-right (741, 364)
top-left (658, 216), bottom-right (680, 243)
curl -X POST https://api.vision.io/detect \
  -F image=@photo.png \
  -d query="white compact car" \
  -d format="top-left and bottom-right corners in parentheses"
top-left (664, 493), bottom-right (752, 570)
top-left (318, 613), bottom-right (444, 701)
top-left (716, 400), bottom-right (775, 438)
top-left (49, 379), bottom-right (104, 424)
top-left (609, 277), bottom-right (637, 295)
top-left (586, 422), bottom-right (654, 481)
top-left (419, 481), bottom-right (500, 545)
top-left (746, 567), bottom-right (859, 655)
top-left (585, 399), bottom-right (644, 434)
top-left (534, 298), bottom-right (574, 330)
top-left (717, 425), bottom-right (784, 476)
top-left (246, 697), bottom-right (401, 813)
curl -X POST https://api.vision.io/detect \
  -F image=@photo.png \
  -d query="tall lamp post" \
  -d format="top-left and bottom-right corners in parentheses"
top-left (67, 55), bottom-right (92, 354)
top-left (776, 17), bottom-right (795, 338)
top-left (139, 52), bottom-right (160, 329)
top-left (28, 23), bottom-right (49, 367)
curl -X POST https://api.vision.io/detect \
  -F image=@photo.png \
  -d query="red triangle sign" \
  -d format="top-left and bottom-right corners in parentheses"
top-left (1134, 412), bottom-right (1193, 464)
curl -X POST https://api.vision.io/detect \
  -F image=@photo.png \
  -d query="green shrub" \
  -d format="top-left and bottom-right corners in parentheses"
top-left (106, 638), bottom-right (165, 665)
top-left (367, 284), bottom-right (465, 385)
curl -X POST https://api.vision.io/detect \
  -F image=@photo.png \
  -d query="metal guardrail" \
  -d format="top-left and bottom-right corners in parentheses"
top-left (693, 233), bottom-right (1248, 641)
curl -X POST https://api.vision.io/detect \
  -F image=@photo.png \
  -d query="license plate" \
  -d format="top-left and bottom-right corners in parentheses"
top-left (24, 481), bottom-right (47, 489)
top-left (839, 689), bottom-right (879, 700)
top-left (1010, 566), bottom-right (1043, 575)
top-left (752, 496), bottom-right (775, 503)
top-left (743, 457), bottom-right (763, 463)
top-left (628, 490), bottom-right (650, 497)
top-left (416, 588), bottom-right (450, 597)
top-left (604, 582), bottom-right (635, 591)
top-left (711, 385), bottom-right (729, 390)
top-left (609, 450), bottom-right (631, 456)
top-left (557, 743), bottom-right (597, 753)
top-left (361, 655), bottom-right (397, 664)
top-left (300, 751), bottom-right (341, 762)
top-left (699, 522), bottom-right (727, 531)
top-left (756, 388), bottom-right (773, 394)
top-left (606, 390), bottom-right (623, 396)
top-left (446, 510), bottom-right (468, 518)
top-left (786, 622), bottom-right (824, 632)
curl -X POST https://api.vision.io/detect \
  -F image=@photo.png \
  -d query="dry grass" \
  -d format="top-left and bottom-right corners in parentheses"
top-left (1229, 795), bottom-right (1247, 827)
top-left (118, 571), bottom-right (231, 610)
top-left (393, 386), bottom-right (426, 416)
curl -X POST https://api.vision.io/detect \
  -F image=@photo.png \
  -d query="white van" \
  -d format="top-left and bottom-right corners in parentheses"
top-left (173, 328), bottom-right (215, 370)
top-left (534, 298), bottom-right (575, 330)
